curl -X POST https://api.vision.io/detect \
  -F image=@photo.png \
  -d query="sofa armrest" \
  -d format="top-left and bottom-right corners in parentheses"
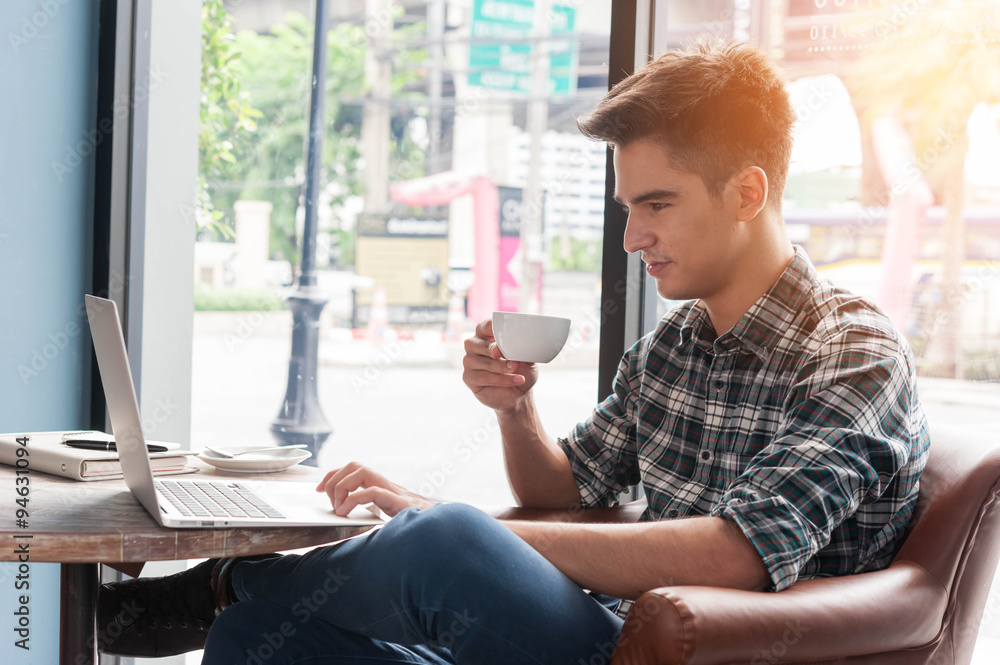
top-left (611, 561), bottom-right (948, 665)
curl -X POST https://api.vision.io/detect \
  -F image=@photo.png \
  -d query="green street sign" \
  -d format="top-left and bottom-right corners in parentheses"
top-left (468, 0), bottom-right (578, 95)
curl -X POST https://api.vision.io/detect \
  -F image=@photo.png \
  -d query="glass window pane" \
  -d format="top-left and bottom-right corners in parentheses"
top-left (647, 2), bottom-right (1000, 393)
top-left (192, 0), bottom-right (612, 507)
top-left (650, 4), bottom-right (1000, 659)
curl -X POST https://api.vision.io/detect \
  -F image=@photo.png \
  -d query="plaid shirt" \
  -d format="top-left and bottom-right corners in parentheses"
top-left (559, 248), bottom-right (929, 599)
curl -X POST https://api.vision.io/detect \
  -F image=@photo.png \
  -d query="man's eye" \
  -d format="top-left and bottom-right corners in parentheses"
top-left (650, 203), bottom-right (671, 212)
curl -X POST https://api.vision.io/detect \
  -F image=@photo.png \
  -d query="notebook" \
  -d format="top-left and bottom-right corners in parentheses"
top-left (85, 294), bottom-right (384, 529)
top-left (0, 430), bottom-right (194, 481)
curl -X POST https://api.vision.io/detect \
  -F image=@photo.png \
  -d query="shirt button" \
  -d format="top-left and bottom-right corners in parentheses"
top-left (713, 379), bottom-right (724, 389)
top-left (701, 450), bottom-right (711, 461)
top-left (668, 509), bottom-right (679, 518)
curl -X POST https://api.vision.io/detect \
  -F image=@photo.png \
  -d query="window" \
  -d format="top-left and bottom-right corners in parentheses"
top-left (192, 0), bottom-right (615, 508)
top-left (647, 3), bottom-right (1000, 660)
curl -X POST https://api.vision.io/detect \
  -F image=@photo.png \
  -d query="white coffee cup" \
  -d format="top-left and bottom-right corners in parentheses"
top-left (491, 312), bottom-right (571, 363)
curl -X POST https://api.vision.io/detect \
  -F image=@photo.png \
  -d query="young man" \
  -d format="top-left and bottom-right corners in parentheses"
top-left (99, 41), bottom-right (928, 663)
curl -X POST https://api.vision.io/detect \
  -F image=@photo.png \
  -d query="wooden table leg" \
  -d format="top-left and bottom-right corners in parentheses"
top-left (61, 563), bottom-right (99, 665)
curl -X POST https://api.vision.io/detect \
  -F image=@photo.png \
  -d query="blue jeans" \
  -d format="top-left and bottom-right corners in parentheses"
top-left (202, 503), bottom-right (623, 664)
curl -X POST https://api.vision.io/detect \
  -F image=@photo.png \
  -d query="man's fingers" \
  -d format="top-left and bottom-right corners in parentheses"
top-left (334, 486), bottom-right (402, 518)
top-left (315, 467), bottom-right (345, 491)
top-left (332, 485), bottom-right (375, 516)
top-left (474, 319), bottom-right (494, 339)
top-left (327, 467), bottom-right (382, 511)
top-left (315, 461), bottom-right (362, 492)
top-left (315, 463), bottom-right (432, 518)
top-left (462, 352), bottom-right (515, 374)
top-left (463, 367), bottom-right (527, 389)
top-left (466, 320), bottom-right (504, 360)
top-left (316, 470), bottom-right (335, 492)
top-left (464, 335), bottom-right (503, 361)
top-left (462, 349), bottom-right (528, 389)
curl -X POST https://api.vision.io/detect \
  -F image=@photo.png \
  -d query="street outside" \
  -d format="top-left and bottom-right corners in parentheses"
top-left (188, 309), bottom-right (1000, 663)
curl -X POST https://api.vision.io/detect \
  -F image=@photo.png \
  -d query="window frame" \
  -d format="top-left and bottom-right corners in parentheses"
top-left (90, 0), bottom-right (152, 432)
top-left (597, 0), bottom-right (655, 402)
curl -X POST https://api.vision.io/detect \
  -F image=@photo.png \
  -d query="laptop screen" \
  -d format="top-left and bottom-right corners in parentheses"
top-left (85, 295), bottom-right (163, 522)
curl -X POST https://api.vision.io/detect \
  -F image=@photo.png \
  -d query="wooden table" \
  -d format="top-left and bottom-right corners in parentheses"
top-left (0, 461), bottom-right (376, 664)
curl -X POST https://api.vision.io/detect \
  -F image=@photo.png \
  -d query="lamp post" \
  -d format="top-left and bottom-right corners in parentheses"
top-left (271, 0), bottom-right (331, 465)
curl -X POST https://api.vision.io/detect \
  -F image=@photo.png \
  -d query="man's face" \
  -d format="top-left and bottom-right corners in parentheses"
top-left (613, 140), bottom-right (740, 302)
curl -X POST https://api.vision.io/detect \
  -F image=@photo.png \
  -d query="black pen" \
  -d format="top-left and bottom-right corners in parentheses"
top-left (65, 441), bottom-right (169, 453)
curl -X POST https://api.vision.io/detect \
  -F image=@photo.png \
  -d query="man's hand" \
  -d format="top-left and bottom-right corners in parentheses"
top-left (462, 319), bottom-right (579, 508)
top-left (316, 462), bottom-right (435, 518)
top-left (462, 319), bottom-right (539, 413)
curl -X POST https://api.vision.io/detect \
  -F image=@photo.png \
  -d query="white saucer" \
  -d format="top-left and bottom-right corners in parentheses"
top-left (197, 447), bottom-right (312, 473)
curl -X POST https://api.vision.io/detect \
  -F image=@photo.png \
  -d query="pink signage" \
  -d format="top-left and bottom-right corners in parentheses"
top-left (498, 186), bottom-right (523, 312)
top-left (390, 174), bottom-right (541, 322)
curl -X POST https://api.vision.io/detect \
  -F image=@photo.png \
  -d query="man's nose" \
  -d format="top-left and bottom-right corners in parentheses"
top-left (622, 214), bottom-right (653, 254)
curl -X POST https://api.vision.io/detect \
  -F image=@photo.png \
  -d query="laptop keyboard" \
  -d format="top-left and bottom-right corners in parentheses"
top-left (156, 480), bottom-right (286, 520)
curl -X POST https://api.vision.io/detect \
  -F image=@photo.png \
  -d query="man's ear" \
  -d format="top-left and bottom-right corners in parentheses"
top-left (733, 166), bottom-right (768, 222)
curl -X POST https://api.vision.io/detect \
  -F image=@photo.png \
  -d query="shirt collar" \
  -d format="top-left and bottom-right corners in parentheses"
top-left (677, 246), bottom-right (817, 360)
top-left (678, 300), bottom-right (715, 353)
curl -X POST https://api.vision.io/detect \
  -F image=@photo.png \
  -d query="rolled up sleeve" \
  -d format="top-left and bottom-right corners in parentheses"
top-left (712, 328), bottom-right (916, 591)
top-left (558, 340), bottom-right (643, 508)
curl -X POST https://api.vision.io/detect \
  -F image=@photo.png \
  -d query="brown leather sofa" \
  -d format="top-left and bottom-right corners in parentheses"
top-left (500, 422), bottom-right (1000, 664)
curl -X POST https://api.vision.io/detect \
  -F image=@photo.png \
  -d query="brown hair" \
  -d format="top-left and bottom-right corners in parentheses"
top-left (577, 40), bottom-right (795, 208)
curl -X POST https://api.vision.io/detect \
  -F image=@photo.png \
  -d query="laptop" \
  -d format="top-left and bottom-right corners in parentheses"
top-left (85, 294), bottom-right (384, 529)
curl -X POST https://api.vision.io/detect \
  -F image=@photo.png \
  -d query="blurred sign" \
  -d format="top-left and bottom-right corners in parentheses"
top-left (358, 216), bottom-right (448, 238)
top-left (468, 0), bottom-right (578, 95)
top-left (355, 216), bottom-right (449, 325)
top-left (497, 186), bottom-right (542, 312)
top-left (498, 186), bottom-right (523, 311)
top-left (781, 0), bottom-right (1000, 69)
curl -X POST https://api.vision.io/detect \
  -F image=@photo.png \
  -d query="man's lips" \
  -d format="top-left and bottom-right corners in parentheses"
top-left (643, 257), bottom-right (671, 276)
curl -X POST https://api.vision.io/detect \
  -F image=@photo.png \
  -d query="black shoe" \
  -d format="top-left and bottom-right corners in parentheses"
top-left (97, 558), bottom-right (221, 656)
